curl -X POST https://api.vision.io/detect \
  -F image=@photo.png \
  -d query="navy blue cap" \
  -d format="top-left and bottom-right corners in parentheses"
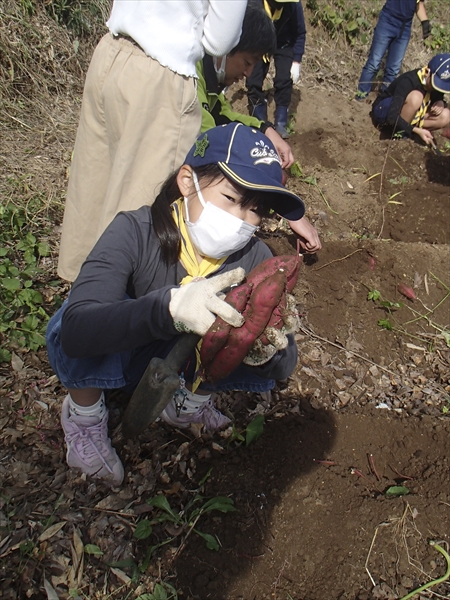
top-left (184, 123), bottom-right (305, 221)
top-left (429, 53), bottom-right (450, 93)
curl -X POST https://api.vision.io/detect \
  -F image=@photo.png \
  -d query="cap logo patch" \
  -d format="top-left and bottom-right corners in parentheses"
top-left (194, 134), bottom-right (209, 158)
top-left (251, 140), bottom-right (281, 166)
top-left (439, 68), bottom-right (450, 80)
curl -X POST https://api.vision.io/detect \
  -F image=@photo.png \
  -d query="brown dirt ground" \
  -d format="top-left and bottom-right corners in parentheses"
top-left (1, 7), bottom-right (450, 600)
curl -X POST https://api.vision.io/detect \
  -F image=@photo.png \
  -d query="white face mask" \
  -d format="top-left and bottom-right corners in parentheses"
top-left (184, 172), bottom-right (258, 259)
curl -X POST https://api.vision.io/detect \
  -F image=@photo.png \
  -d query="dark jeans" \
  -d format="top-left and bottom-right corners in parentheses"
top-left (247, 46), bottom-right (294, 109)
top-left (357, 9), bottom-right (412, 95)
top-left (46, 300), bottom-right (298, 395)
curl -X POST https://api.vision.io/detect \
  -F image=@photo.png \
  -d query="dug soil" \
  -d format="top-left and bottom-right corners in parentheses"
top-left (1, 14), bottom-right (450, 600)
top-left (169, 87), bottom-right (450, 600)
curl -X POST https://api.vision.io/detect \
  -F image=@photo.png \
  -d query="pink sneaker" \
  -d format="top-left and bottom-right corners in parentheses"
top-left (160, 393), bottom-right (231, 432)
top-left (61, 396), bottom-right (124, 486)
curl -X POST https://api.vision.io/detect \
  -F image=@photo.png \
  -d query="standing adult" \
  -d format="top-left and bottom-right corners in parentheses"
top-left (356, 0), bottom-right (431, 100)
top-left (246, 0), bottom-right (306, 139)
top-left (58, 0), bottom-right (248, 283)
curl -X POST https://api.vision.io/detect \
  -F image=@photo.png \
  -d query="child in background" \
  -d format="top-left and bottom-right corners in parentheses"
top-left (57, 0), bottom-right (248, 283)
top-left (46, 124), bottom-right (305, 486)
top-left (356, 0), bottom-right (431, 100)
top-left (197, 0), bottom-right (321, 252)
top-left (371, 53), bottom-right (450, 146)
top-left (246, 0), bottom-right (306, 139)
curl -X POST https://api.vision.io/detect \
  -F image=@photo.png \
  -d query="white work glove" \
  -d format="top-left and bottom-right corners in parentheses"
top-left (169, 268), bottom-right (246, 336)
top-left (243, 295), bottom-right (300, 366)
top-left (290, 61), bottom-right (301, 84)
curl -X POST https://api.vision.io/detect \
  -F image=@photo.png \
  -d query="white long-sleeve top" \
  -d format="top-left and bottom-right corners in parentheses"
top-left (107, 0), bottom-right (247, 78)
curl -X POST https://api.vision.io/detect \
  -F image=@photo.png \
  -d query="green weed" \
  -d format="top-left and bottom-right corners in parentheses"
top-left (106, 493), bottom-right (236, 578)
top-left (388, 175), bottom-right (410, 185)
top-left (367, 289), bottom-right (402, 331)
top-left (0, 201), bottom-right (61, 360)
top-left (227, 414), bottom-right (265, 447)
top-left (424, 23), bottom-right (450, 53)
top-left (44, 0), bottom-right (108, 37)
top-left (286, 113), bottom-right (297, 136)
top-left (136, 583), bottom-right (178, 600)
top-left (308, 1), bottom-right (371, 45)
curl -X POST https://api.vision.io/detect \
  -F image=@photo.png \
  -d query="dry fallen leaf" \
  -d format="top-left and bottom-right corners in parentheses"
top-left (39, 521), bottom-right (66, 542)
top-left (110, 567), bottom-right (131, 585)
top-left (68, 526), bottom-right (84, 589)
top-left (43, 578), bottom-right (60, 600)
top-left (11, 353), bottom-right (24, 372)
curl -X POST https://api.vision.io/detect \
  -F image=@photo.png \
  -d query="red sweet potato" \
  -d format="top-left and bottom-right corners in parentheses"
top-left (205, 272), bottom-right (286, 382)
top-left (398, 283), bottom-right (416, 300)
top-left (258, 292), bottom-right (286, 345)
top-left (244, 254), bottom-right (301, 293)
top-left (201, 253), bottom-right (302, 382)
top-left (200, 282), bottom-right (253, 370)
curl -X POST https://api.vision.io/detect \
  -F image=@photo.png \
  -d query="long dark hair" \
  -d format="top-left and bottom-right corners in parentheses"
top-left (151, 164), bottom-right (272, 266)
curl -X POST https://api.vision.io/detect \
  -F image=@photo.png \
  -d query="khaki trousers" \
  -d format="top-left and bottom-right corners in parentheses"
top-left (58, 34), bottom-right (201, 282)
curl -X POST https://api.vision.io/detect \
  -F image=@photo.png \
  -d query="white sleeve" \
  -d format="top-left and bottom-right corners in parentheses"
top-left (202, 0), bottom-right (248, 57)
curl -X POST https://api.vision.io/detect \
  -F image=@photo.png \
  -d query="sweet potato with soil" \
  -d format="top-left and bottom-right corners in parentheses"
top-left (200, 282), bottom-right (253, 370)
top-left (204, 271), bottom-right (286, 382)
top-left (397, 283), bottom-right (416, 300)
top-left (200, 253), bottom-right (302, 382)
top-left (258, 292), bottom-right (286, 344)
top-left (242, 254), bottom-right (301, 294)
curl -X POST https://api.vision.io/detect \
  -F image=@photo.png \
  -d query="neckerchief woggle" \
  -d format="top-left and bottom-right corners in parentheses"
top-left (171, 198), bottom-right (227, 391)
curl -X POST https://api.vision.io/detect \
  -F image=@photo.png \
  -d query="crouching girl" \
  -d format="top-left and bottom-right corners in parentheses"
top-left (46, 123), bottom-right (305, 486)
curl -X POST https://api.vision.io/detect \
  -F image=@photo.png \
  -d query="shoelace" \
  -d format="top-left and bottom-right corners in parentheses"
top-left (65, 420), bottom-right (114, 474)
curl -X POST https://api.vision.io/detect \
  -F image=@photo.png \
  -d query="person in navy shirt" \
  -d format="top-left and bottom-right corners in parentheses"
top-left (356, 0), bottom-right (431, 100)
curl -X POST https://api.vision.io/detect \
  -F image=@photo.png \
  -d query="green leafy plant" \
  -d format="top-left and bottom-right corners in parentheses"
top-left (117, 493), bottom-right (236, 574)
top-left (286, 113), bottom-right (296, 136)
top-left (367, 289), bottom-right (403, 331)
top-left (44, 0), bottom-right (108, 37)
top-left (424, 23), bottom-right (450, 53)
top-left (227, 415), bottom-right (265, 447)
top-left (228, 423), bottom-right (245, 445)
top-left (136, 583), bottom-right (179, 600)
top-left (385, 485), bottom-right (409, 497)
top-left (308, 1), bottom-right (370, 45)
top-left (388, 176), bottom-right (410, 185)
top-left (0, 201), bottom-right (61, 359)
top-left (84, 544), bottom-right (104, 556)
top-left (245, 414), bottom-right (265, 446)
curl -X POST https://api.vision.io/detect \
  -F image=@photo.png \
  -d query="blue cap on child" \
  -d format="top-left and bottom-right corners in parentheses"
top-left (428, 54), bottom-right (450, 93)
top-left (184, 123), bottom-right (305, 222)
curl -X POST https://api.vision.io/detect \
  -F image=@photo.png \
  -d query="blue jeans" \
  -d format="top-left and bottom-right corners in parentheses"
top-left (46, 301), bottom-right (298, 395)
top-left (357, 9), bottom-right (412, 95)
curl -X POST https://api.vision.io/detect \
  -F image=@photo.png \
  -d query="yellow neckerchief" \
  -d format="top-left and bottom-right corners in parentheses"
top-left (171, 198), bottom-right (226, 285)
top-left (263, 0), bottom-right (283, 62)
top-left (411, 66), bottom-right (431, 128)
top-left (171, 198), bottom-right (227, 391)
top-left (263, 0), bottom-right (283, 21)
